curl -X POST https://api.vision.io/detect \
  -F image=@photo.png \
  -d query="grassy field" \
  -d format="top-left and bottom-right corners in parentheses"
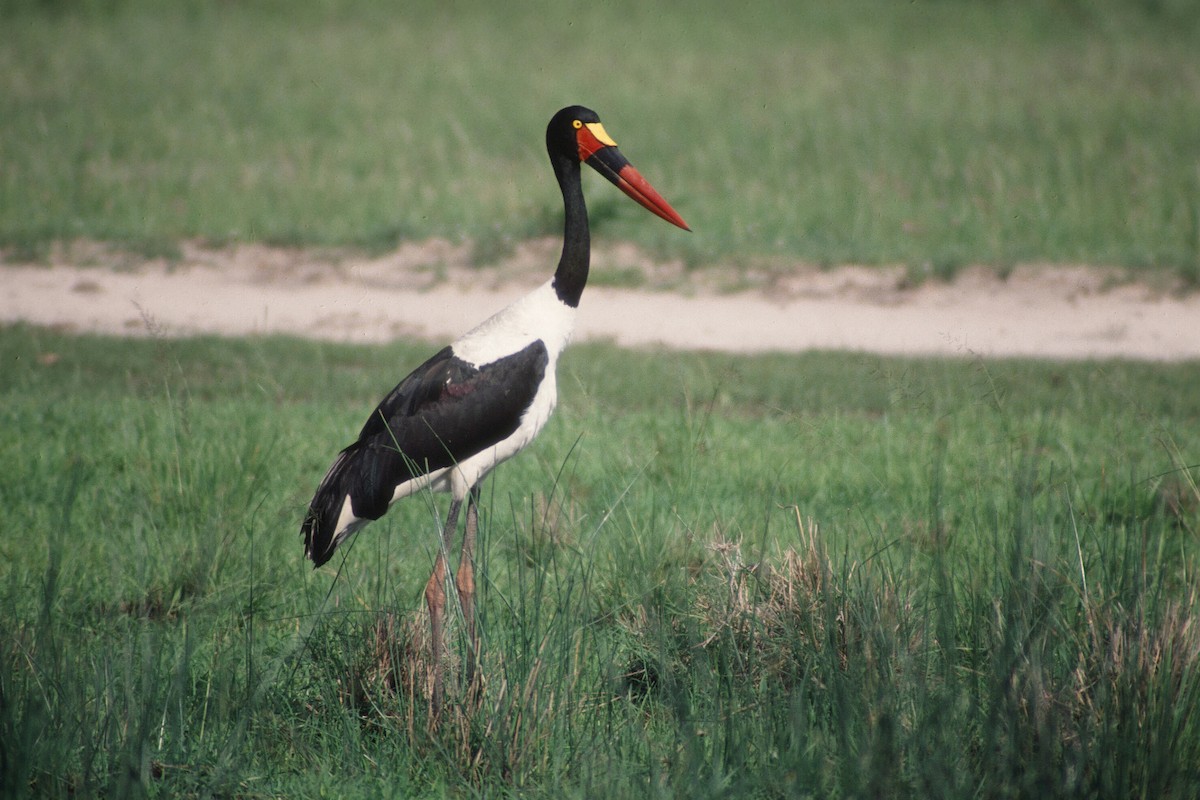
top-left (2, 0), bottom-right (1200, 278)
top-left (2, 324), bottom-right (1199, 797)
top-left (3, 0), bottom-right (1200, 796)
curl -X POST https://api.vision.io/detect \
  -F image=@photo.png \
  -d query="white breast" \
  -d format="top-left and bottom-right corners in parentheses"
top-left (438, 279), bottom-right (576, 496)
top-left (451, 280), bottom-right (576, 367)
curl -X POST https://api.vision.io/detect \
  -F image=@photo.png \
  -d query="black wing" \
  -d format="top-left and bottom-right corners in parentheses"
top-left (302, 340), bottom-right (549, 566)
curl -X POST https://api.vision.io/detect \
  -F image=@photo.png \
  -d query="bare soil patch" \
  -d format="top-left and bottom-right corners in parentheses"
top-left (2, 240), bottom-right (1196, 361)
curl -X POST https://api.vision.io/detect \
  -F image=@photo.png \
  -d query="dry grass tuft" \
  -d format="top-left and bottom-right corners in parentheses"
top-left (337, 611), bottom-right (439, 733)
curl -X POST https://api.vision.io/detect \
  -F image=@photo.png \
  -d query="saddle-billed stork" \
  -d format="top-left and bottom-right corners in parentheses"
top-left (301, 105), bottom-right (689, 707)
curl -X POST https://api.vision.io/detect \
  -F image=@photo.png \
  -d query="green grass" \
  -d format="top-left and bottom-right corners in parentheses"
top-left (5, 3), bottom-right (1199, 794)
top-left (2, 0), bottom-right (1200, 278)
top-left (2, 324), bottom-right (1199, 797)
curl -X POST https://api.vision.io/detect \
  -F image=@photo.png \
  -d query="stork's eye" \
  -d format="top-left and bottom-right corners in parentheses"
top-left (572, 120), bottom-right (583, 129)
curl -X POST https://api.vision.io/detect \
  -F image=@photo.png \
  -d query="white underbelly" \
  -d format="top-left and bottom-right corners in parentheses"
top-left (448, 370), bottom-right (558, 495)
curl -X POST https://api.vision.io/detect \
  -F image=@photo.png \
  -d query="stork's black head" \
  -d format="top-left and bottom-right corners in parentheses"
top-left (546, 105), bottom-right (602, 163)
top-left (544, 105), bottom-right (690, 230)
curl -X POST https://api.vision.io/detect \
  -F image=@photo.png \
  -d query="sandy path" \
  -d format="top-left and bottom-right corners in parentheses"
top-left (2, 241), bottom-right (1196, 361)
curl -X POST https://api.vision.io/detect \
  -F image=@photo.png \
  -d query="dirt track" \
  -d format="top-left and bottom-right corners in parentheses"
top-left (2, 240), bottom-right (1196, 361)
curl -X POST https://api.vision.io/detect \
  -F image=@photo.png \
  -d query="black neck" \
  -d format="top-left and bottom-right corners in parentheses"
top-left (551, 155), bottom-right (589, 308)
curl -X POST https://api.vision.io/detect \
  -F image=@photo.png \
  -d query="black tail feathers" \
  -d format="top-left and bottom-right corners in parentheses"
top-left (302, 432), bottom-right (420, 568)
top-left (302, 447), bottom-right (366, 568)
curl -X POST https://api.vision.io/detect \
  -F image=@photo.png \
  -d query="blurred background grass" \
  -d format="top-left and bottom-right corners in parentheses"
top-left (2, 0), bottom-right (1198, 278)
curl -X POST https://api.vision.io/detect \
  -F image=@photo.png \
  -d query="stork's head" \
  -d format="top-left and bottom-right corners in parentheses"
top-left (545, 105), bottom-right (690, 230)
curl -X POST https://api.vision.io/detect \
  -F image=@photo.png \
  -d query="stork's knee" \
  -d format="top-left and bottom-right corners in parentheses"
top-left (425, 557), bottom-right (447, 612)
top-left (455, 559), bottom-right (474, 599)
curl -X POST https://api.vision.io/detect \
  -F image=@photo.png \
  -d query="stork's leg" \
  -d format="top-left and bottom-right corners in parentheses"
top-left (455, 485), bottom-right (482, 692)
top-left (425, 497), bottom-right (462, 716)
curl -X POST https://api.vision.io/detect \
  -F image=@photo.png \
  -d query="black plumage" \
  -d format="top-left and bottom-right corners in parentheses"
top-left (302, 340), bottom-right (548, 566)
